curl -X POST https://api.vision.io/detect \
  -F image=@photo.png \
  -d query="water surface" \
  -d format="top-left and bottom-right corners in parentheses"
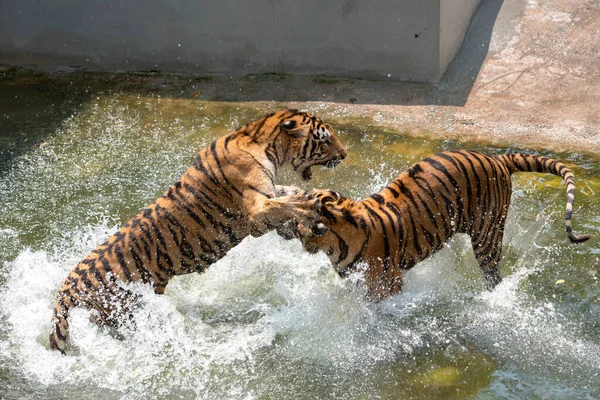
top-left (0, 88), bottom-right (598, 399)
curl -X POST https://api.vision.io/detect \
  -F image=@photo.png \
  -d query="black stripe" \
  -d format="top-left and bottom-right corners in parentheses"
top-left (332, 230), bottom-right (349, 264)
top-left (128, 235), bottom-right (151, 282)
top-left (113, 245), bottom-right (133, 281)
top-left (387, 186), bottom-right (399, 198)
top-left (378, 204), bottom-right (399, 239)
top-left (247, 185), bottom-right (273, 198)
top-left (170, 190), bottom-right (209, 229)
top-left (250, 114), bottom-right (271, 137)
top-left (437, 153), bottom-right (470, 228)
top-left (364, 204), bottom-right (391, 276)
top-left (338, 237), bottom-right (369, 278)
top-left (408, 163), bottom-right (423, 178)
top-left (534, 156), bottom-right (543, 172)
top-left (523, 155), bottom-right (533, 171)
top-left (224, 133), bottom-right (236, 152)
top-left (321, 206), bottom-right (338, 224)
top-left (151, 220), bottom-right (168, 251)
top-left (138, 223), bottom-right (155, 261)
top-left (265, 143), bottom-right (278, 167)
top-left (184, 170), bottom-right (222, 200)
top-left (184, 182), bottom-right (239, 219)
top-left (220, 222), bottom-right (243, 247)
top-left (238, 147), bottom-right (276, 185)
top-left (459, 152), bottom-right (482, 232)
top-left (413, 190), bottom-right (442, 243)
top-left (467, 151), bottom-right (492, 238)
top-left (386, 203), bottom-right (407, 262)
top-left (158, 248), bottom-right (175, 274)
top-left (371, 194), bottom-right (385, 205)
top-left (343, 209), bottom-right (358, 228)
top-left (192, 154), bottom-right (229, 197)
top-left (210, 140), bottom-right (243, 197)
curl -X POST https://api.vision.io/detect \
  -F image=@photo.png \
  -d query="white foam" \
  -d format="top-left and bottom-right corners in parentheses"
top-left (0, 215), bottom-right (597, 397)
top-left (464, 266), bottom-right (600, 377)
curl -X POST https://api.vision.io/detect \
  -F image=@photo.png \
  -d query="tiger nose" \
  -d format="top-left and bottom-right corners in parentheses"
top-left (338, 147), bottom-right (348, 160)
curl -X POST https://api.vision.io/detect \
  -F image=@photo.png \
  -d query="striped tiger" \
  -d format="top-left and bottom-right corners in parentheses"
top-left (49, 109), bottom-right (348, 353)
top-left (291, 150), bottom-right (590, 300)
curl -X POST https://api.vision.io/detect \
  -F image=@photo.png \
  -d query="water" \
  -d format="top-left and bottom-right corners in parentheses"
top-left (0, 85), bottom-right (599, 399)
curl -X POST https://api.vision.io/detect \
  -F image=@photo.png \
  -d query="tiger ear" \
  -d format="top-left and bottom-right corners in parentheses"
top-left (312, 189), bottom-right (342, 204)
top-left (321, 191), bottom-right (342, 204)
top-left (280, 119), bottom-right (305, 138)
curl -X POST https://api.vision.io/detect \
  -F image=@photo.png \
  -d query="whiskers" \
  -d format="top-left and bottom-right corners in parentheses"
top-left (343, 153), bottom-right (359, 167)
top-left (325, 155), bottom-right (357, 179)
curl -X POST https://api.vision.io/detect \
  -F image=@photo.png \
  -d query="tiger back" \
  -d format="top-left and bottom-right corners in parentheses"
top-left (295, 150), bottom-right (590, 300)
top-left (49, 109), bottom-right (348, 353)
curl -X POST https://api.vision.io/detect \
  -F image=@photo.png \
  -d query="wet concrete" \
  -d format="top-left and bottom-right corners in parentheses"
top-left (1, 0), bottom-right (598, 153)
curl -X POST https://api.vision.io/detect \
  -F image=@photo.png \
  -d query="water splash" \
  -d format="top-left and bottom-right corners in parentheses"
top-left (1, 97), bottom-right (598, 398)
top-left (464, 267), bottom-right (600, 388)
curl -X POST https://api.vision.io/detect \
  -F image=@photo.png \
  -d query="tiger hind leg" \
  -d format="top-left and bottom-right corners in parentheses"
top-left (470, 230), bottom-right (504, 290)
top-left (49, 292), bottom-right (77, 354)
top-left (91, 288), bottom-right (142, 328)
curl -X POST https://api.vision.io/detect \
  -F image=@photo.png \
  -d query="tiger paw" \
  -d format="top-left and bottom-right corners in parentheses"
top-left (286, 195), bottom-right (323, 230)
top-left (276, 219), bottom-right (298, 240)
top-left (287, 191), bottom-right (323, 214)
top-left (312, 222), bottom-right (328, 236)
top-left (295, 223), bottom-right (322, 254)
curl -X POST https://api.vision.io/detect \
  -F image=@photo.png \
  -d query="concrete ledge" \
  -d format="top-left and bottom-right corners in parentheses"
top-left (0, 0), bottom-right (480, 82)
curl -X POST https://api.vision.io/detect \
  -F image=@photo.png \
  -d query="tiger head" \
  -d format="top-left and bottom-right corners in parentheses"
top-left (278, 111), bottom-right (348, 181)
top-left (293, 189), bottom-right (366, 276)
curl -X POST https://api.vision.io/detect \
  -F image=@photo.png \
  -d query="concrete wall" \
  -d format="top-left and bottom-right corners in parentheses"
top-left (0, 0), bottom-right (480, 82)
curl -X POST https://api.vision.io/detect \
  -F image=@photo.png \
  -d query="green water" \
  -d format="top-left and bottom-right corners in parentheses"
top-left (0, 83), bottom-right (598, 399)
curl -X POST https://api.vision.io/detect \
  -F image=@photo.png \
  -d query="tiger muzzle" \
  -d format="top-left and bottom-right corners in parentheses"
top-left (325, 158), bottom-right (342, 168)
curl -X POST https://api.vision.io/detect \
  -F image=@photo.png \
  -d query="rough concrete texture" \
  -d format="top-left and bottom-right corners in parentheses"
top-left (314, 0), bottom-right (600, 153)
top-left (322, 0), bottom-right (600, 153)
top-left (0, 0), bottom-right (479, 82)
top-left (1, 0), bottom-right (598, 154)
top-left (450, 0), bottom-right (600, 151)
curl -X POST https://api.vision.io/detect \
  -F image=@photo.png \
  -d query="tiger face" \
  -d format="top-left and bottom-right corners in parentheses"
top-left (279, 113), bottom-right (347, 181)
top-left (294, 190), bottom-right (366, 276)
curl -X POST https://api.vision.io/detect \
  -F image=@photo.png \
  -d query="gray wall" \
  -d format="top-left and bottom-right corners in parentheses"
top-left (0, 0), bottom-right (480, 82)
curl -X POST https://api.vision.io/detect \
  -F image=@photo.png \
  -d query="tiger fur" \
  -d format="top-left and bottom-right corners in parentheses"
top-left (291, 150), bottom-right (590, 300)
top-left (49, 109), bottom-right (347, 353)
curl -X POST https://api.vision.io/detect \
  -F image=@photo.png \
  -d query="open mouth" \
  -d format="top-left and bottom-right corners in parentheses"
top-left (325, 158), bottom-right (341, 169)
top-left (299, 158), bottom-right (341, 181)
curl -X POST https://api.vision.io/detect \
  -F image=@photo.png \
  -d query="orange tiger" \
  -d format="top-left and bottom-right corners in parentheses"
top-left (291, 151), bottom-right (590, 300)
top-left (49, 109), bottom-right (347, 353)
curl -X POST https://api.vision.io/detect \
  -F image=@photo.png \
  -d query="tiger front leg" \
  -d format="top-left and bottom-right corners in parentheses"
top-left (272, 187), bottom-right (305, 239)
top-left (244, 190), bottom-right (322, 237)
top-left (276, 191), bottom-right (332, 241)
top-left (363, 261), bottom-right (404, 301)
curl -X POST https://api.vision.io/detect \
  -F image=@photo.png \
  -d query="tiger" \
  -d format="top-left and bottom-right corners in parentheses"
top-left (289, 150), bottom-right (590, 300)
top-left (49, 109), bottom-right (348, 353)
